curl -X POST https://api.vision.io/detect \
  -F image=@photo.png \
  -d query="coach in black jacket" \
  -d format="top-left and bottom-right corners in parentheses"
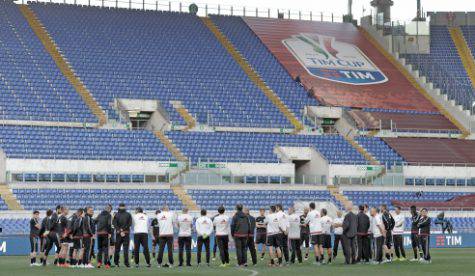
top-left (342, 203), bottom-right (358, 264)
top-left (96, 205), bottom-right (113, 267)
top-left (231, 204), bottom-right (250, 266)
top-left (356, 205), bottom-right (370, 263)
top-left (113, 203), bottom-right (133, 267)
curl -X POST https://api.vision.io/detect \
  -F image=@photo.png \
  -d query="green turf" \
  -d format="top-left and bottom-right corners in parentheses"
top-left (1, 249), bottom-right (473, 276)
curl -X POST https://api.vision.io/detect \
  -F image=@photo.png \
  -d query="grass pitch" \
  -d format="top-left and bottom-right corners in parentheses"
top-left (0, 248), bottom-right (473, 276)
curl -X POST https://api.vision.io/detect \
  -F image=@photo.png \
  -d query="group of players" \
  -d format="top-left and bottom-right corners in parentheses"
top-left (28, 201), bottom-right (432, 269)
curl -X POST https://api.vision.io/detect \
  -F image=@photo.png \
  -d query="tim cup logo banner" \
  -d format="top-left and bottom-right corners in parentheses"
top-left (283, 33), bottom-right (388, 85)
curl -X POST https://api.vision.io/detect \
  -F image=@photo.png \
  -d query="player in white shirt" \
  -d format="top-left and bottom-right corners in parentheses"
top-left (176, 207), bottom-right (193, 267)
top-left (304, 202), bottom-right (322, 264)
top-left (332, 210), bottom-right (344, 260)
top-left (287, 208), bottom-right (302, 264)
top-left (156, 205), bottom-right (175, 267)
top-left (370, 207), bottom-right (386, 264)
top-left (393, 206), bottom-right (406, 261)
top-left (320, 208), bottom-right (333, 264)
top-left (264, 205), bottom-right (282, 267)
top-left (276, 204), bottom-right (289, 264)
top-left (195, 209), bottom-right (213, 266)
top-left (132, 207), bottom-right (151, 268)
top-left (213, 206), bottom-right (230, 267)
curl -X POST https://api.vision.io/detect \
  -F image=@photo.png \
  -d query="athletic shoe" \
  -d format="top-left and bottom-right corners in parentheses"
top-left (410, 258), bottom-right (418, 262)
top-left (97, 263), bottom-right (102, 268)
top-left (419, 257), bottom-right (424, 262)
top-left (135, 265), bottom-right (140, 269)
top-left (399, 257), bottom-right (407, 261)
top-left (105, 265), bottom-right (110, 269)
top-left (84, 264), bottom-right (94, 269)
top-left (370, 261), bottom-right (380, 265)
top-left (219, 264), bottom-right (227, 268)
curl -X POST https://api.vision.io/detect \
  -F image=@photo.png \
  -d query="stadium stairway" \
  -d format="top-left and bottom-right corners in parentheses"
top-left (0, 184), bottom-right (23, 210)
top-left (360, 27), bottom-right (471, 138)
top-left (171, 101), bottom-right (196, 131)
top-left (327, 186), bottom-right (352, 208)
top-left (344, 135), bottom-right (387, 183)
top-left (19, 5), bottom-right (107, 126)
top-left (449, 27), bottom-right (475, 88)
top-left (201, 17), bottom-right (304, 133)
top-left (170, 185), bottom-right (199, 211)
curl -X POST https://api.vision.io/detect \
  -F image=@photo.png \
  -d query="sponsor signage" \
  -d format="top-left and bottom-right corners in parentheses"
top-left (283, 33), bottom-right (388, 85)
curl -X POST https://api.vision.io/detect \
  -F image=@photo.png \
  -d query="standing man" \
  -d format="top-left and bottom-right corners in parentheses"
top-left (195, 209), bottom-right (213, 266)
top-left (299, 208), bottom-right (310, 260)
top-left (150, 210), bottom-right (160, 259)
top-left (82, 206), bottom-right (95, 268)
top-left (156, 205), bottom-right (175, 268)
top-left (410, 205), bottom-right (423, 261)
top-left (132, 207), bottom-right (151, 268)
top-left (265, 205), bottom-right (282, 267)
top-left (57, 207), bottom-right (70, 267)
top-left (364, 204), bottom-right (374, 259)
top-left (70, 208), bottom-right (84, 267)
top-left (381, 204), bottom-right (395, 262)
top-left (177, 207), bottom-right (193, 267)
top-left (214, 206), bottom-right (231, 267)
top-left (417, 208), bottom-right (431, 264)
top-left (332, 211), bottom-right (344, 261)
top-left (342, 203), bottom-right (357, 265)
top-left (29, 210), bottom-right (41, 266)
top-left (393, 206), bottom-right (406, 261)
top-left (113, 203), bottom-right (132, 268)
top-left (320, 209), bottom-right (333, 264)
top-left (276, 204), bottom-right (289, 265)
top-left (244, 208), bottom-right (258, 266)
top-left (356, 205), bottom-right (370, 263)
top-left (370, 207), bottom-right (386, 264)
top-left (41, 209), bottom-right (58, 266)
top-left (255, 208), bottom-right (267, 260)
top-left (96, 204), bottom-right (112, 269)
top-left (287, 207), bottom-right (302, 264)
top-left (231, 204), bottom-right (250, 267)
top-left (305, 202), bottom-right (322, 264)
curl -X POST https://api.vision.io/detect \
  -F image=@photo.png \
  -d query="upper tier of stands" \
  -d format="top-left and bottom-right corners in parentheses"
top-left (0, 125), bottom-right (174, 161)
top-left (167, 131), bottom-right (367, 164)
top-left (211, 15), bottom-right (317, 117)
top-left (355, 136), bottom-right (405, 166)
top-left (461, 25), bottom-right (475, 57)
top-left (13, 188), bottom-right (182, 210)
top-left (402, 26), bottom-right (475, 110)
top-left (30, 3), bottom-right (292, 128)
top-left (0, 1), bottom-right (96, 123)
top-left (383, 137), bottom-right (475, 165)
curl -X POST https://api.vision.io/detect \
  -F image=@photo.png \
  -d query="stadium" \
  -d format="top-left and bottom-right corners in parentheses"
top-left (0, 0), bottom-right (474, 275)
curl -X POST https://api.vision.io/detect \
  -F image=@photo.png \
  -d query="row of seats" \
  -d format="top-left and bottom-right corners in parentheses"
top-left (0, 125), bottom-right (174, 161)
top-left (356, 137), bottom-right (405, 166)
top-left (0, 0), bottom-right (96, 123)
top-left (405, 178), bottom-right (475, 186)
top-left (13, 188), bottom-right (183, 210)
top-left (30, 3), bottom-right (293, 128)
top-left (0, 197), bottom-right (8, 210)
top-left (168, 131), bottom-right (368, 164)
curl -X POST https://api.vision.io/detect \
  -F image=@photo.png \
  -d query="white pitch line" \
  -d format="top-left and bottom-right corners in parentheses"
top-left (240, 267), bottom-right (259, 276)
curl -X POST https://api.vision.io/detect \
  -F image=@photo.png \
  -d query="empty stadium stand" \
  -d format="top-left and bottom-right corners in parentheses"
top-left (0, 198), bottom-right (8, 210)
top-left (13, 188), bottom-right (183, 210)
top-left (393, 193), bottom-right (475, 210)
top-left (0, 125), bottom-right (174, 161)
top-left (355, 136), bottom-right (405, 166)
top-left (461, 25), bottom-right (475, 58)
top-left (0, 0), bottom-right (96, 123)
top-left (167, 131), bottom-right (368, 164)
top-left (383, 137), bottom-right (475, 164)
top-left (30, 3), bottom-right (292, 128)
top-left (402, 26), bottom-right (475, 110)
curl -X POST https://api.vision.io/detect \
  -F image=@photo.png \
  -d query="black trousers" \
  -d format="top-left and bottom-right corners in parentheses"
top-left (246, 236), bottom-right (257, 265)
top-left (44, 233), bottom-right (59, 257)
top-left (290, 238), bottom-right (302, 263)
top-left (213, 236), bottom-right (218, 257)
top-left (341, 235), bottom-right (356, 264)
top-left (178, 236), bottom-right (192, 266)
top-left (114, 233), bottom-right (130, 266)
top-left (332, 234), bottom-right (342, 257)
top-left (374, 236), bottom-right (384, 263)
top-left (197, 236), bottom-right (210, 264)
top-left (215, 236), bottom-right (229, 264)
top-left (82, 237), bottom-right (93, 264)
top-left (234, 236), bottom-right (248, 265)
top-left (157, 236), bottom-right (174, 265)
top-left (393, 234), bottom-right (406, 258)
top-left (97, 235), bottom-right (110, 265)
top-left (356, 235), bottom-right (370, 262)
top-left (419, 235), bottom-right (431, 261)
top-left (280, 234), bottom-right (289, 262)
top-left (368, 234), bottom-right (374, 259)
top-left (133, 233), bottom-right (150, 265)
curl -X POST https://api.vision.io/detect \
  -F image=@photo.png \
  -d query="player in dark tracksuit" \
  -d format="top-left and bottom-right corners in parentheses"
top-left (356, 205), bottom-right (371, 263)
top-left (417, 208), bottom-right (431, 263)
top-left (96, 205), bottom-right (113, 268)
top-left (41, 209), bottom-right (59, 266)
top-left (29, 211), bottom-right (41, 266)
top-left (255, 209), bottom-right (267, 260)
top-left (150, 210), bottom-right (161, 259)
top-left (410, 205), bottom-right (423, 261)
top-left (82, 207), bottom-right (95, 267)
top-left (244, 208), bottom-right (258, 265)
top-left (113, 204), bottom-right (133, 268)
top-left (299, 208), bottom-right (310, 260)
top-left (71, 208), bottom-right (85, 266)
top-left (57, 207), bottom-right (70, 266)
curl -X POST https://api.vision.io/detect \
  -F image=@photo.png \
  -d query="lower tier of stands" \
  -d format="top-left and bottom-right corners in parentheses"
top-left (0, 198), bottom-right (8, 210)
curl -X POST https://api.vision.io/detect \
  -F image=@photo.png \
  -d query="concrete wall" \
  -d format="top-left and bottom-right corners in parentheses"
top-left (294, 147), bottom-right (329, 183)
top-left (428, 12), bottom-right (475, 26)
top-left (403, 165), bottom-right (475, 179)
top-left (221, 162), bottom-right (295, 177)
top-left (0, 150), bottom-right (6, 183)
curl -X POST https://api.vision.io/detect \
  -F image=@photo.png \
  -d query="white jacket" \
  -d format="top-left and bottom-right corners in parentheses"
top-left (213, 214), bottom-right (230, 236)
top-left (305, 210), bottom-right (322, 235)
top-left (393, 213), bottom-right (405, 235)
top-left (133, 213), bottom-right (149, 234)
top-left (157, 211), bottom-right (175, 237)
top-left (320, 215), bottom-right (333, 235)
top-left (265, 213), bottom-right (280, 236)
top-left (195, 216), bottom-right (213, 237)
top-left (177, 213), bottom-right (193, 237)
top-left (288, 213), bottom-right (301, 239)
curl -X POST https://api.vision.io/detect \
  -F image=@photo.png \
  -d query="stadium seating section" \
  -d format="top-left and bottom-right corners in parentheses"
top-left (0, 1), bottom-right (96, 123)
top-left (13, 188), bottom-right (183, 210)
top-left (402, 26), bottom-right (475, 110)
top-left (168, 131), bottom-right (368, 164)
top-left (461, 26), bottom-right (475, 57)
top-left (355, 136), bottom-right (405, 166)
top-left (0, 197), bottom-right (8, 210)
top-left (0, 125), bottom-right (174, 161)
